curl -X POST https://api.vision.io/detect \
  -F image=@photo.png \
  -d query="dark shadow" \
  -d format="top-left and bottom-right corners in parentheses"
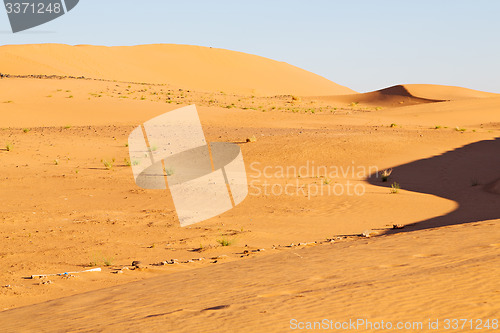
top-left (367, 138), bottom-right (500, 234)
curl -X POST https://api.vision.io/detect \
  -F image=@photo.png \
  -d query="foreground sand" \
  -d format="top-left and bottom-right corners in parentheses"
top-left (0, 44), bottom-right (499, 332)
top-left (1, 219), bottom-right (499, 332)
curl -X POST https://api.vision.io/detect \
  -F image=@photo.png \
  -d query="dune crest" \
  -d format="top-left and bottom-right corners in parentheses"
top-left (0, 43), bottom-right (355, 96)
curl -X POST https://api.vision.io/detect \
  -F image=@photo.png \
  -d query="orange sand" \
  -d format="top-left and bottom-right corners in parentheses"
top-left (0, 44), bottom-right (498, 332)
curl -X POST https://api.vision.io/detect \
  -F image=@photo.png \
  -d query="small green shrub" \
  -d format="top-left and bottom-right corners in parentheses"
top-left (246, 135), bottom-right (257, 143)
top-left (217, 237), bottom-right (232, 247)
top-left (390, 182), bottom-right (400, 194)
top-left (164, 167), bottom-right (174, 176)
top-left (102, 159), bottom-right (113, 170)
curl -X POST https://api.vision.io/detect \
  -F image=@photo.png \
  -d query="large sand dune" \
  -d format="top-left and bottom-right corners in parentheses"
top-left (0, 44), bottom-right (355, 96)
top-left (309, 84), bottom-right (499, 108)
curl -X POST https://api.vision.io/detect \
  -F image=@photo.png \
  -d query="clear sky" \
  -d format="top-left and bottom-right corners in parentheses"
top-left (1, 0), bottom-right (499, 93)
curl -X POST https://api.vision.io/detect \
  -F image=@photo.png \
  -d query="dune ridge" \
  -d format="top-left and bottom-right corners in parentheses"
top-left (0, 43), bottom-right (356, 96)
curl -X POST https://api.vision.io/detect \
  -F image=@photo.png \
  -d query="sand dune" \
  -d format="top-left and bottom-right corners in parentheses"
top-left (309, 84), bottom-right (499, 108)
top-left (1, 43), bottom-right (499, 332)
top-left (403, 84), bottom-right (499, 101)
top-left (0, 44), bottom-right (355, 96)
top-left (368, 138), bottom-right (500, 231)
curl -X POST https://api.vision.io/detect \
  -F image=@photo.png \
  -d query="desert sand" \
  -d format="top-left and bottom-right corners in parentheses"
top-left (0, 44), bottom-right (498, 332)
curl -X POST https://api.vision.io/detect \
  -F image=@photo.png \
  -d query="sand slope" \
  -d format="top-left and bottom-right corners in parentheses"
top-left (0, 219), bottom-right (498, 333)
top-left (0, 44), bottom-right (356, 96)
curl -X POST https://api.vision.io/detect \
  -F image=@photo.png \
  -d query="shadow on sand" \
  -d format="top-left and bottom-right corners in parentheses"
top-left (367, 137), bottom-right (500, 235)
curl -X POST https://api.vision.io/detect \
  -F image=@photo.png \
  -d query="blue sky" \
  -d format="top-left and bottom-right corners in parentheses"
top-left (1, 0), bottom-right (499, 93)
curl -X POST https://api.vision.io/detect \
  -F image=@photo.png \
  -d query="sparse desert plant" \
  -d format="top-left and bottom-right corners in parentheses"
top-left (381, 168), bottom-right (393, 182)
top-left (54, 159), bottom-right (59, 165)
top-left (390, 123), bottom-right (397, 128)
top-left (217, 237), bottom-right (232, 247)
top-left (455, 127), bottom-right (466, 132)
top-left (434, 125), bottom-right (442, 129)
top-left (22, 128), bottom-right (30, 133)
top-left (323, 178), bottom-right (331, 185)
top-left (124, 158), bottom-right (131, 166)
top-left (164, 167), bottom-right (174, 176)
top-left (349, 101), bottom-right (359, 107)
top-left (102, 159), bottom-right (113, 170)
top-left (150, 145), bottom-right (158, 152)
top-left (5, 143), bottom-right (12, 151)
top-left (132, 159), bottom-right (140, 166)
top-left (64, 125), bottom-right (71, 129)
top-left (67, 95), bottom-right (74, 98)
top-left (390, 182), bottom-right (400, 194)
top-left (246, 135), bottom-right (257, 143)
top-left (124, 143), bottom-right (129, 147)
top-left (3, 100), bottom-right (13, 103)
